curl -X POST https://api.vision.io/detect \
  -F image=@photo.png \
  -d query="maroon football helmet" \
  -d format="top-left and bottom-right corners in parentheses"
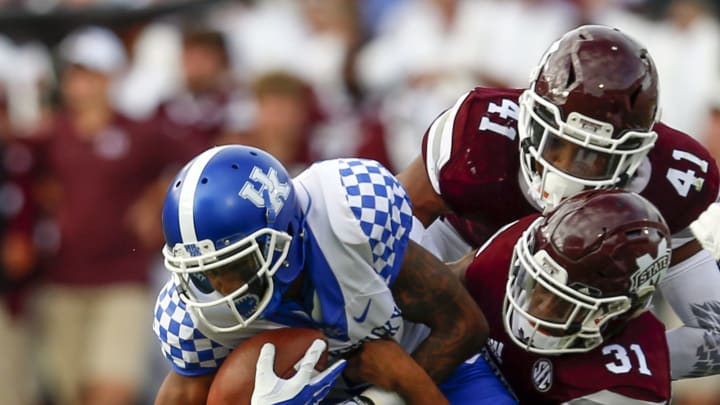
top-left (504, 189), bottom-right (671, 354)
top-left (518, 25), bottom-right (660, 211)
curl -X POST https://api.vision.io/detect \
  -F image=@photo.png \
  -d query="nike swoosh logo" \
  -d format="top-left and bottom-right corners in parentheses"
top-left (352, 299), bottom-right (372, 323)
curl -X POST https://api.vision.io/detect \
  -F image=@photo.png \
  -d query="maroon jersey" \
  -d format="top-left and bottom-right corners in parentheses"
top-left (156, 89), bottom-right (239, 154)
top-left (423, 87), bottom-right (720, 247)
top-left (465, 215), bottom-right (672, 404)
top-left (32, 113), bottom-right (198, 285)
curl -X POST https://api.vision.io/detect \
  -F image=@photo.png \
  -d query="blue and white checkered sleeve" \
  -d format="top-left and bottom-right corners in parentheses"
top-left (153, 280), bottom-right (230, 376)
top-left (338, 158), bottom-right (414, 284)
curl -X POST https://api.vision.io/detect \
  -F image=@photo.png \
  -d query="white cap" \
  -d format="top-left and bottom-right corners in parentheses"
top-left (59, 26), bottom-right (127, 75)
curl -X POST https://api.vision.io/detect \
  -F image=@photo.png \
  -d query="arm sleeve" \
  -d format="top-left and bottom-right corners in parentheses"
top-left (408, 216), bottom-right (443, 259)
top-left (153, 280), bottom-right (230, 376)
top-left (658, 249), bottom-right (720, 379)
top-left (424, 92), bottom-right (470, 195)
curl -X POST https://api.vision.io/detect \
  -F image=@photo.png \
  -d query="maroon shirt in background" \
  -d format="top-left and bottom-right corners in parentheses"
top-left (156, 90), bottom-right (236, 153)
top-left (466, 215), bottom-right (672, 404)
top-left (34, 112), bottom-right (197, 286)
top-left (0, 139), bottom-right (43, 316)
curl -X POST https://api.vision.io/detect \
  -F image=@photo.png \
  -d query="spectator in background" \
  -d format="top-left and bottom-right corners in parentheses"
top-left (353, 0), bottom-right (573, 172)
top-left (210, 0), bottom-right (366, 160)
top-left (356, 0), bottom-right (406, 38)
top-left (353, 0), bottom-right (484, 172)
top-left (116, 26), bottom-right (251, 258)
top-left (28, 26), bottom-right (195, 405)
top-left (0, 86), bottom-right (43, 405)
top-left (585, 0), bottom-right (720, 141)
top-left (156, 27), bottom-right (250, 153)
top-left (113, 20), bottom-right (183, 121)
top-left (704, 93), bottom-right (720, 168)
top-left (218, 70), bottom-right (321, 176)
top-left (0, 33), bottom-right (54, 405)
top-left (137, 28), bottom-right (255, 402)
top-left (212, 0), bottom-right (361, 104)
top-left (651, 0), bottom-right (720, 141)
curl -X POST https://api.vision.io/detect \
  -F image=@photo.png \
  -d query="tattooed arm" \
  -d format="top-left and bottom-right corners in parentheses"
top-left (342, 240), bottom-right (486, 403)
top-left (660, 241), bottom-right (720, 379)
top-left (392, 240), bottom-right (488, 382)
top-left (343, 338), bottom-right (450, 405)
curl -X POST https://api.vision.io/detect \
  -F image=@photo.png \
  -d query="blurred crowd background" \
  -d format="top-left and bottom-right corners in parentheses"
top-left (0, 1), bottom-right (719, 405)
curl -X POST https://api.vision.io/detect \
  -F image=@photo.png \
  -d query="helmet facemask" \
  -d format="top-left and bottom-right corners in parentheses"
top-left (503, 218), bottom-right (634, 355)
top-left (518, 90), bottom-right (657, 212)
top-left (518, 25), bottom-right (660, 212)
top-left (503, 188), bottom-right (672, 354)
top-left (163, 227), bottom-right (293, 333)
top-left (161, 145), bottom-right (305, 334)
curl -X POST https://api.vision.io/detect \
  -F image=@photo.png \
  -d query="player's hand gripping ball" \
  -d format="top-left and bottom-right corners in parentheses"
top-left (207, 327), bottom-right (343, 405)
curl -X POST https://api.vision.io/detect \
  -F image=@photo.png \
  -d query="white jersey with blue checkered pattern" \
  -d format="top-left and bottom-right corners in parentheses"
top-left (153, 158), bottom-right (427, 376)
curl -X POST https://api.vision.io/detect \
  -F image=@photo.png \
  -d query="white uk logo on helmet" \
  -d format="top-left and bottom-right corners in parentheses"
top-left (239, 166), bottom-right (291, 222)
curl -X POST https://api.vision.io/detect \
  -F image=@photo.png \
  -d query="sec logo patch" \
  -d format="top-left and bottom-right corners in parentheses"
top-left (532, 358), bottom-right (553, 392)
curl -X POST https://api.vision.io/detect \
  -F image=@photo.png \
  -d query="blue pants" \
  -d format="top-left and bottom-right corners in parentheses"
top-left (439, 352), bottom-right (517, 404)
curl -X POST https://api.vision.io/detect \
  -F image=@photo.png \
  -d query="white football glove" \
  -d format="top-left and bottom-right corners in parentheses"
top-left (251, 339), bottom-right (346, 405)
top-left (690, 202), bottom-right (720, 260)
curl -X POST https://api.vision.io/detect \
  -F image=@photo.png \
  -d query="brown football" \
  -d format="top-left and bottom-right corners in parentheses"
top-left (206, 328), bottom-right (328, 405)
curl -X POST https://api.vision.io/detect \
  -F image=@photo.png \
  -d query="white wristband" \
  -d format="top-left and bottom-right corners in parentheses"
top-left (359, 386), bottom-right (405, 405)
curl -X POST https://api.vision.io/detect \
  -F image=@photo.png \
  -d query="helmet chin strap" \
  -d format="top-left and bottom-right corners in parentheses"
top-left (540, 171), bottom-right (585, 212)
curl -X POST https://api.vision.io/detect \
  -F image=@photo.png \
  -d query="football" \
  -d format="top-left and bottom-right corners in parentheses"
top-left (206, 327), bottom-right (328, 405)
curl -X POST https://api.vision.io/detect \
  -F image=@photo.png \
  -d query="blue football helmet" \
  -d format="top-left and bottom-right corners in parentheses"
top-left (162, 145), bottom-right (305, 333)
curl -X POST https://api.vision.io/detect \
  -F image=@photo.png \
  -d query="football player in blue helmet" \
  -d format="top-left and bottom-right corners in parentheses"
top-left (161, 145), bottom-right (304, 332)
top-left (153, 145), bottom-right (516, 405)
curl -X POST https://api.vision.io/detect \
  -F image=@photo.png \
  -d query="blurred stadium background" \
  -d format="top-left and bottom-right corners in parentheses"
top-left (0, 1), bottom-right (718, 404)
